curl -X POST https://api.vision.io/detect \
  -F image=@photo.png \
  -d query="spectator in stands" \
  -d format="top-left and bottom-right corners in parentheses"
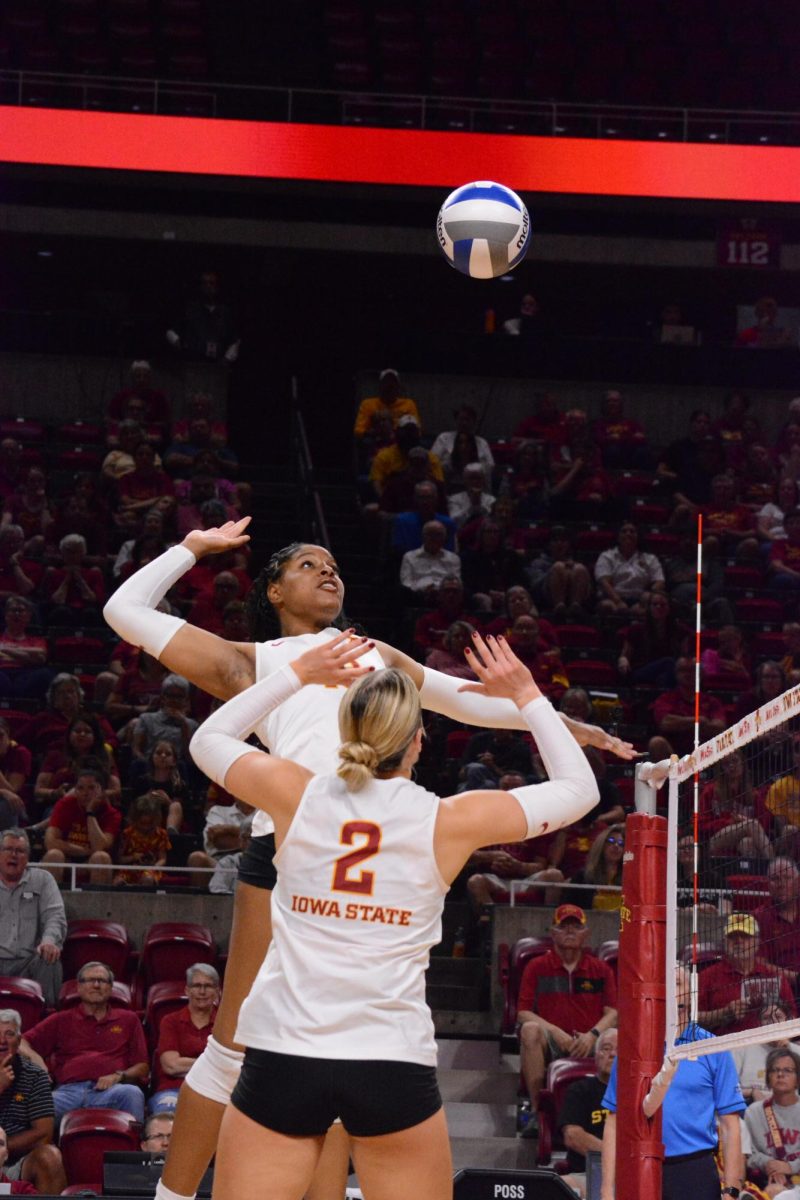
top-left (209, 819), bottom-right (252, 895)
top-left (353, 368), bottom-right (421, 440)
top-left (1, 468), bottom-right (53, 557)
top-left (755, 859), bottom-right (800, 985)
top-left (113, 793), bottom-right (171, 886)
top-left (0, 1010), bottom-right (66, 1196)
top-left (700, 624), bottom-right (753, 689)
top-left (399, 520), bottom-right (461, 603)
top-left (0, 598), bottom-right (50, 701)
top-left (559, 1028), bottom-right (617, 1199)
top-left (221, 600), bottom-right (250, 644)
top-left (737, 296), bottom-right (794, 350)
top-left (448, 463), bottom-right (495, 529)
top-left (517, 905), bottom-right (617, 1127)
top-left (764, 734), bottom-right (800, 858)
top-left (780, 622), bottom-right (800, 685)
top-left (163, 418), bottom-right (238, 479)
top-left (744, 1046), bottom-right (800, 1191)
top-left (514, 391), bottom-right (565, 444)
top-left (48, 489), bottom-right (111, 563)
top-left (127, 740), bottom-right (188, 835)
top-left (502, 292), bottom-right (543, 339)
top-left (0, 441), bottom-right (24, 502)
top-left (149, 963), bottom-right (220, 1113)
top-left (376, 446), bottom-right (448, 516)
top-left (41, 763), bottom-right (119, 886)
top-left (392, 480), bottom-right (457, 555)
top-left (736, 661), bottom-right (787, 726)
top-left (506, 615), bottom-right (568, 702)
top-left (187, 797), bottom-right (255, 887)
top-left (166, 269), bottom-right (240, 363)
top-left (559, 688), bottom-right (593, 725)
top-left (460, 520), bottom-right (526, 610)
top-left (103, 419), bottom-right (161, 480)
top-left (458, 728), bottom-right (535, 792)
top-left (424, 621), bottom-right (476, 681)
top-left (592, 389), bottom-right (648, 470)
top-left (653, 657), bottom-right (726, 756)
top-left (188, 572), bottom-right (243, 636)
top-left (698, 750), bottom-right (772, 861)
top-left (105, 650), bottom-right (167, 738)
top-left (172, 393), bottom-right (227, 448)
top-left (657, 410), bottom-right (724, 509)
top-left (737, 442), bottom-right (778, 509)
top-left (664, 531), bottom-right (733, 624)
top-left (549, 410), bottom-right (617, 523)
top-left (0, 527), bottom-right (41, 604)
top-left (0, 722), bottom-right (29, 831)
top-left (34, 712), bottom-right (121, 813)
top-left (466, 795), bottom-right (564, 912)
top-left (108, 360), bottom-right (170, 426)
top-left (595, 522), bottom-right (665, 617)
top-left (525, 526), bottom-right (592, 620)
top-left (698, 913), bottom-right (795, 1035)
top-left (42, 533), bottom-right (106, 629)
top-left (369, 416), bottom-right (443, 498)
top-left (175, 541), bottom-right (251, 605)
top-left (769, 507), bottom-right (800, 594)
top-left (141, 1110), bottom-right (173, 1153)
top-left (565, 824), bottom-right (625, 913)
top-left (617, 591), bottom-right (690, 687)
top-left (116, 442), bottom-right (175, 521)
top-left (413, 577), bottom-right (474, 654)
top-left (132, 674), bottom-right (198, 762)
top-left (733, 1002), bottom-right (799, 1103)
top-left (430, 404), bottom-right (494, 481)
top-left (19, 674), bottom-right (115, 759)
top-left (460, 494), bottom-right (526, 556)
top-left (113, 510), bottom-right (173, 580)
top-left (699, 474), bottom-right (760, 564)
top-left (0, 830), bottom-right (65, 1008)
top-left (484, 585), bottom-right (560, 657)
top-left (758, 477), bottom-right (799, 546)
top-left (713, 391), bottom-right (751, 448)
top-left (24, 960), bottom-right (148, 1122)
top-left (176, 475), bottom-right (239, 539)
top-left (504, 439), bottom-right (548, 519)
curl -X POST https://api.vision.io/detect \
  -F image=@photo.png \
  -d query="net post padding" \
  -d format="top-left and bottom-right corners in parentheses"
top-left (616, 813), bottom-right (668, 1200)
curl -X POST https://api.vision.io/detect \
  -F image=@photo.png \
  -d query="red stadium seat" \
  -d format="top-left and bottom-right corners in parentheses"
top-left (0, 977), bottom-right (45, 1030)
top-left (140, 923), bottom-right (216, 987)
top-left (445, 729), bottom-right (472, 759)
top-left (735, 597), bottom-right (786, 624)
top-left (536, 1058), bottom-right (596, 1165)
top-left (144, 980), bottom-right (188, 1049)
top-left (0, 418), bottom-right (45, 442)
top-left (499, 936), bottom-right (552, 1036)
top-left (574, 528), bottom-right (615, 554)
top-left (59, 1109), bottom-right (140, 1188)
top-left (679, 942), bottom-right (722, 971)
top-left (563, 659), bottom-right (617, 687)
top-left (59, 979), bottom-right (132, 1010)
top-left (62, 920), bottom-right (131, 982)
top-left (50, 636), bottom-right (108, 665)
top-left (555, 625), bottom-right (602, 650)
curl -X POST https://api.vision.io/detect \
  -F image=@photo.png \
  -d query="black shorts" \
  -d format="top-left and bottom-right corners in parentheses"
top-left (236, 833), bottom-right (277, 891)
top-left (232, 1047), bottom-right (442, 1138)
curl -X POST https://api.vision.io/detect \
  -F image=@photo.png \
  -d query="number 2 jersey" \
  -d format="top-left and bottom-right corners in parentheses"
top-left (250, 628), bottom-right (389, 837)
top-left (235, 769), bottom-right (448, 1066)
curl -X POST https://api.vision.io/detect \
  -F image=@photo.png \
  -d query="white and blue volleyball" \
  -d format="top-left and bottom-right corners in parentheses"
top-left (436, 180), bottom-right (531, 280)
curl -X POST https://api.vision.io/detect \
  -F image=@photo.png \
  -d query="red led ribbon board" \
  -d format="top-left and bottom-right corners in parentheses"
top-left (2, 106), bottom-right (800, 202)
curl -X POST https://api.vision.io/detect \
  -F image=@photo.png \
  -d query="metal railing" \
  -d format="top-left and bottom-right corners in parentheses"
top-left (2, 68), bottom-right (800, 146)
top-left (45, 860), bottom-right (217, 891)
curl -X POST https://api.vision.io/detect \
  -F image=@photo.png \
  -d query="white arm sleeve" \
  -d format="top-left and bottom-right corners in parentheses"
top-left (189, 664), bottom-right (302, 788)
top-left (509, 697), bottom-right (599, 837)
top-left (420, 665), bottom-right (528, 730)
top-left (103, 544), bottom-right (195, 658)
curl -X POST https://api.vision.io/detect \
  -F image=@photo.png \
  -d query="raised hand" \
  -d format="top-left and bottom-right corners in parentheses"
top-left (291, 630), bottom-right (375, 689)
top-left (458, 632), bottom-right (541, 707)
top-left (182, 517), bottom-right (252, 560)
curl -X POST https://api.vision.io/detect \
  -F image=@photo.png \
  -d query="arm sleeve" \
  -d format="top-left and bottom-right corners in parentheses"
top-left (102, 544), bottom-right (195, 659)
top-left (509, 698), bottom-right (599, 837)
top-left (420, 666), bottom-right (530, 730)
top-left (37, 873), bottom-right (67, 947)
top-left (711, 1052), bottom-right (747, 1115)
top-left (189, 665), bottom-right (302, 788)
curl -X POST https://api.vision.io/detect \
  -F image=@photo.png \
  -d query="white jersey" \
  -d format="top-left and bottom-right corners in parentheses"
top-left (236, 770), bottom-right (447, 1065)
top-left (250, 629), bottom-right (387, 836)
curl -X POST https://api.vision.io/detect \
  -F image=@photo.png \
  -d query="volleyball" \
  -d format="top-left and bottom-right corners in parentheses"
top-left (436, 180), bottom-right (531, 279)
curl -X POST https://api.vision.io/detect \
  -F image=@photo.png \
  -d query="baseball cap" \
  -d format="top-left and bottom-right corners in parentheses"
top-left (725, 913), bottom-right (758, 937)
top-left (397, 414), bottom-right (419, 428)
top-left (379, 368), bottom-right (399, 381)
top-left (553, 904), bottom-right (587, 927)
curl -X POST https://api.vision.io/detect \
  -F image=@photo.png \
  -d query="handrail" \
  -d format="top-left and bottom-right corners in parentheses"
top-left (2, 67), bottom-right (799, 145)
top-left (45, 860), bottom-right (216, 891)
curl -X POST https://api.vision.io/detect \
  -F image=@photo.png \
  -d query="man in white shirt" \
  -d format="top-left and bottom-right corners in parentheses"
top-left (399, 521), bottom-right (461, 602)
top-left (448, 463), bottom-right (495, 529)
top-left (594, 522), bottom-right (665, 616)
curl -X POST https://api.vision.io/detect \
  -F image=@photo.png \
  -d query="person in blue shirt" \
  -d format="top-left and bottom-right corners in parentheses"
top-left (600, 965), bottom-right (745, 1200)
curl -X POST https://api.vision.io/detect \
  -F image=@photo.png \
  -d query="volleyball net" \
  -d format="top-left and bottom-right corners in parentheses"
top-left (662, 680), bottom-right (800, 1060)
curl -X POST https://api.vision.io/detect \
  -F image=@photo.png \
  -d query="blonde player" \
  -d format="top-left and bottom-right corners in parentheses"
top-left (188, 630), bottom-right (599, 1200)
top-left (103, 520), bottom-right (634, 1200)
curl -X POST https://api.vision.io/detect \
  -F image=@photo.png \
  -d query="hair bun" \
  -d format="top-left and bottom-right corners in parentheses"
top-left (339, 740), bottom-right (380, 772)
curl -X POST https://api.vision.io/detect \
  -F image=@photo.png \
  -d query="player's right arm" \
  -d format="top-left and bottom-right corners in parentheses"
top-left (103, 518), bottom-right (256, 701)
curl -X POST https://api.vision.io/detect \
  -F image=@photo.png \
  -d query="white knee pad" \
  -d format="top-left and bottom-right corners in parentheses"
top-left (184, 1035), bottom-right (243, 1105)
